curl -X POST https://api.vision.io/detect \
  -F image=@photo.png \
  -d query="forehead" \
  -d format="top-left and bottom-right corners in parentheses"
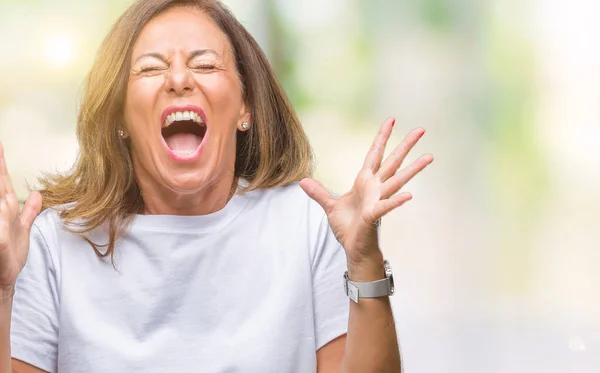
top-left (132, 6), bottom-right (231, 58)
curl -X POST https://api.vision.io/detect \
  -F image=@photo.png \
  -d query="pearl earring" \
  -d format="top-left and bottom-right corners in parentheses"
top-left (241, 122), bottom-right (250, 130)
top-left (118, 130), bottom-right (125, 138)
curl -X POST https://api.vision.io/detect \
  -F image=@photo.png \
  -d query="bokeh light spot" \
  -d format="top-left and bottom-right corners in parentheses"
top-left (44, 33), bottom-right (76, 69)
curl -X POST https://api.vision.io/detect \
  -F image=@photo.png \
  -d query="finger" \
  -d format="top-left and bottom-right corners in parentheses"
top-left (0, 142), bottom-right (15, 196)
top-left (3, 193), bottom-right (20, 219)
top-left (0, 195), bottom-right (12, 234)
top-left (0, 197), bottom-right (9, 247)
top-left (299, 178), bottom-right (336, 214)
top-left (373, 192), bottom-right (412, 218)
top-left (0, 196), bottom-right (9, 221)
top-left (362, 118), bottom-right (395, 173)
top-left (377, 128), bottom-right (425, 181)
top-left (20, 191), bottom-right (42, 232)
top-left (381, 154), bottom-right (434, 199)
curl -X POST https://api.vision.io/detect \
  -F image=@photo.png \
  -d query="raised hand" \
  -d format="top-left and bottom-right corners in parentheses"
top-left (0, 143), bottom-right (42, 295)
top-left (300, 118), bottom-right (433, 267)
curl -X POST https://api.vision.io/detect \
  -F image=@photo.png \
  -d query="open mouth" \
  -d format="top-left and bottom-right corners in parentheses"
top-left (161, 110), bottom-right (206, 156)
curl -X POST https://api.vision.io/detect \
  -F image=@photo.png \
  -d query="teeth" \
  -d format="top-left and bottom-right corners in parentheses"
top-left (173, 150), bottom-right (195, 155)
top-left (163, 111), bottom-right (205, 127)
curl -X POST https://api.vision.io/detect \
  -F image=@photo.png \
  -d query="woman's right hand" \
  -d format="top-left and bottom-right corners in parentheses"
top-left (0, 143), bottom-right (42, 296)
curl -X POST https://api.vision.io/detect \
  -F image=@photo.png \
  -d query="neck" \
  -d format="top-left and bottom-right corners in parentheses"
top-left (137, 173), bottom-right (239, 216)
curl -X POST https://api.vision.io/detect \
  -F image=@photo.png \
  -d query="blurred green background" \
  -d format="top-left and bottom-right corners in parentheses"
top-left (1, 0), bottom-right (599, 372)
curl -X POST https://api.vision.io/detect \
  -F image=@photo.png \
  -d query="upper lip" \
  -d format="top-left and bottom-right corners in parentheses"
top-left (160, 105), bottom-right (208, 126)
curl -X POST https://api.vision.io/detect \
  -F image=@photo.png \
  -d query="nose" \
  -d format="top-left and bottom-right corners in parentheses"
top-left (164, 59), bottom-right (195, 96)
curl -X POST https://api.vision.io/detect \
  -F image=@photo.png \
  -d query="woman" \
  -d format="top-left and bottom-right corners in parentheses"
top-left (0, 0), bottom-right (432, 372)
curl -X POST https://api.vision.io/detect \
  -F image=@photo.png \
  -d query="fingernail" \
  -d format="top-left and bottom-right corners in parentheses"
top-left (391, 119), bottom-right (396, 127)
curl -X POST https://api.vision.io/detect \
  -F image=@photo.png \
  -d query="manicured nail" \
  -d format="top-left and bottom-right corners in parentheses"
top-left (391, 119), bottom-right (396, 127)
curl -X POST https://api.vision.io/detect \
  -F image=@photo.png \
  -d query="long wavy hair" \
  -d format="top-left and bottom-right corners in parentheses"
top-left (38, 0), bottom-right (313, 261)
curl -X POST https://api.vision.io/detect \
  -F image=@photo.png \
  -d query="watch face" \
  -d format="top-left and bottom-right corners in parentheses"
top-left (384, 260), bottom-right (395, 295)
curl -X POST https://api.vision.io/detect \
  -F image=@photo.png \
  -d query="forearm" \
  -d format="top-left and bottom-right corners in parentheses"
top-left (0, 287), bottom-right (15, 373)
top-left (342, 252), bottom-right (401, 373)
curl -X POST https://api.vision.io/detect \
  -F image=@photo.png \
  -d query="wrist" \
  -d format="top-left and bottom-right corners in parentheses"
top-left (346, 251), bottom-right (385, 282)
top-left (0, 286), bottom-right (15, 305)
top-left (0, 285), bottom-right (15, 302)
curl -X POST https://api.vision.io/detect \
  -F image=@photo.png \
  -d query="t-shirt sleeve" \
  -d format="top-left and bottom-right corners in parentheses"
top-left (311, 213), bottom-right (350, 350)
top-left (10, 223), bottom-right (59, 373)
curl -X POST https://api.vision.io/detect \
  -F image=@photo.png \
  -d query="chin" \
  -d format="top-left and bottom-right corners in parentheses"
top-left (163, 169), bottom-right (213, 193)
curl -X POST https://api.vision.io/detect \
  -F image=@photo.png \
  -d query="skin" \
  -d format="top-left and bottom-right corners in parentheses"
top-left (2, 6), bottom-right (434, 373)
top-left (124, 6), bottom-right (250, 216)
top-left (302, 119), bottom-right (433, 372)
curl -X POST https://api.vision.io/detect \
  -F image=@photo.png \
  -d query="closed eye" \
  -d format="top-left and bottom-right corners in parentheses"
top-left (191, 63), bottom-right (218, 70)
top-left (139, 66), bottom-right (164, 73)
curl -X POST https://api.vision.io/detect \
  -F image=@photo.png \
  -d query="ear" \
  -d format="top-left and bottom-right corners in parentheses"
top-left (237, 102), bottom-right (251, 131)
top-left (119, 114), bottom-right (130, 139)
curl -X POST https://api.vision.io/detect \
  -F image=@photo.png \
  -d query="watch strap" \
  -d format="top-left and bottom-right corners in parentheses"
top-left (344, 272), bottom-right (393, 303)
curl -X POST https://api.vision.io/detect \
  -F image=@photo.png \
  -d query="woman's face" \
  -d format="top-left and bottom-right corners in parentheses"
top-left (124, 6), bottom-right (248, 199)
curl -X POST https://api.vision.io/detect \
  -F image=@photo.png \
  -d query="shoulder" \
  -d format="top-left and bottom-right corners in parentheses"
top-left (33, 207), bottom-right (62, 234)
top-left (260, 181), bottom-right (308, 202)
top-left (251, 182), bottom-right (326, 221)
top-left (31, 203), bottom-right (81, 254)
top-left (243, 183), bottom-right (331, 251)
top-left (33, 203), bottom-right (73, 233)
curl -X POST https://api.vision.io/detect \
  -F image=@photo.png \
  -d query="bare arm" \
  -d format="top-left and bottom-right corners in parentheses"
top-left (0, 289), bottom-right (14, 372)
top-left (0, 143), bottom-right (45, 373)
top-left (304, 119), bottom-right (433, 373)
top-left (316, 254), bottom-right (400, 373)
top-left (12, 358), bottom-right (47, 373)
top-left (341, 253), bottom-right (400, 372)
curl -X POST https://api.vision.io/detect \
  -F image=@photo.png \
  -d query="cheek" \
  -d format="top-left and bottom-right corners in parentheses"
top-left (125, 77), bottom-right (162, 130)
top-left (200, 74), bottom-right (243, 119)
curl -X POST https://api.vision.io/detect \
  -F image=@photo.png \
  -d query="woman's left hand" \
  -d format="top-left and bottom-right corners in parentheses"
top-left (300, 118), bottom-right (433, 269)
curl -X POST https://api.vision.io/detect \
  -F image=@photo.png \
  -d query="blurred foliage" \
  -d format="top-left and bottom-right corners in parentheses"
top-left (269, 0), bottom-right (375, 120)
top-left (0, 0), bottom-right (40, 4)
top-left (482, 10), bottom-right (549, 296)
top-left (266, 0), bottom-right (312, 110)
top-left (417, 0), bottom-right (454, 31)
top-left (3, 1), bottom-right (598, 370)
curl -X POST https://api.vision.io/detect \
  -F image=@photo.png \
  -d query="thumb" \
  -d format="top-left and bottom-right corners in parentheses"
top-left (20, 191), bottom-right (42, 231)
top-left (299, 178), bottom-right (335, 213)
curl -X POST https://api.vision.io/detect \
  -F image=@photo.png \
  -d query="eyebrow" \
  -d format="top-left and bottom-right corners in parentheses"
top-left (189, 49), bottom-right (219, 59)
top-left (133, 49), bottom-right (219, 64)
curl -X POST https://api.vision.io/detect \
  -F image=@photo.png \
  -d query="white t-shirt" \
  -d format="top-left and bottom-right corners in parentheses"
top-left (10, 182), bottom-right (349, 373)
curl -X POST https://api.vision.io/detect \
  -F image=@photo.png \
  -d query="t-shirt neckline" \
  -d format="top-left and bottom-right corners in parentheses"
top-left (130, 179), bottom-right (250, 232)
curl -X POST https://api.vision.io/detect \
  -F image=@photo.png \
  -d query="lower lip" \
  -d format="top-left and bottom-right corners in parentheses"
top-left (160, 133), bottom-right (207, 162)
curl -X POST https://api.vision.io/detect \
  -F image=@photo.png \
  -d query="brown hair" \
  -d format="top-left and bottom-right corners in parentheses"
top-left (38, 0), bottom-right (313, 260)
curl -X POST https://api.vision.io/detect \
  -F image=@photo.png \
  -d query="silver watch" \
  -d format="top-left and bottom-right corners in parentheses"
top-left (344, 260), bottom-right (395, 303)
